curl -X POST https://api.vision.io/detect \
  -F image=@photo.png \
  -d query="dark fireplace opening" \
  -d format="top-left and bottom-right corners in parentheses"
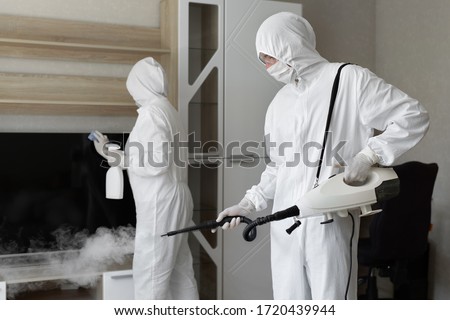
top-left (0, 132), bottom-right (136, 254)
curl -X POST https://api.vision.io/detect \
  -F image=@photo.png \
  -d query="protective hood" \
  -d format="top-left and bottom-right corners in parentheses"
top-left (255, 12), bottom-right (327, 81)
top-left (126, 57), bottom-right (168, 107)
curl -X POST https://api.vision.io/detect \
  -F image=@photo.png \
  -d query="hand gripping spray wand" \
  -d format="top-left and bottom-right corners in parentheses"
top-left (161, 206), bottom-right (300, 242)
top-left (161, 167), bottom-right (400, 241)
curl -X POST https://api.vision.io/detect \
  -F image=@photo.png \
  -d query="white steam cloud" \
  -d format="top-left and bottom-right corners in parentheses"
top-left (0, 226), bottom-right (135, 299)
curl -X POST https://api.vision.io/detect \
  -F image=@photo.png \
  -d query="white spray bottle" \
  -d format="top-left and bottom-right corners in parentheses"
top-left (105, 143), bottom-right (124, 199)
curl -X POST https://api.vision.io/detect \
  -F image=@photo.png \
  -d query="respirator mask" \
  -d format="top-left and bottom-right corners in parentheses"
top-left (267, 61), bottom-right (296, 84)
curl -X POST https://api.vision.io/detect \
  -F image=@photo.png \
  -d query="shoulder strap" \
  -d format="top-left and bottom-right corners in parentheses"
top-left (314, 63), bottom-right (352, 187)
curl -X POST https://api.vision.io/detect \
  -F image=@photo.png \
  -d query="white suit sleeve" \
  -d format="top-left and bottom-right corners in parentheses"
top-left (127, 108), bottom-right (171, 177)
top-left (244, 108), bottom-right (278, 212)
top-left (355, 67), bottom-right (429, 165)
top-left (245, 162), bottom-right (278, 211)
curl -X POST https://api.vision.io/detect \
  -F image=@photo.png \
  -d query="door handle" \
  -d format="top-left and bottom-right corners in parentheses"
top-left (109, 274), bottom-right (133, 280)
top-left (228, 154), bottom-right (257, 163)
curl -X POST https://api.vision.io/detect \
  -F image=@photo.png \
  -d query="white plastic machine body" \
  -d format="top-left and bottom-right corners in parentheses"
top-left (298, 167), bottom-right (399, 220)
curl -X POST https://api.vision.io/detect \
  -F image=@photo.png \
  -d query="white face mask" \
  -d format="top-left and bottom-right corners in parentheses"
top-left (267, 61), bottom-right (295, 84)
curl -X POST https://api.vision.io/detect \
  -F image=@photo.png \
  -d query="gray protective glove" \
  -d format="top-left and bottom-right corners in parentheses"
top-left (344, 147), bottom-right (379, 186)
top-left (212, 196), bottom-right (256, 233)
top-left (92, 130), bottom-right (110, 160)
top-left (91, 130), bottom-right (124, 168)
top-left (107, 145), bottom-right (125, 169)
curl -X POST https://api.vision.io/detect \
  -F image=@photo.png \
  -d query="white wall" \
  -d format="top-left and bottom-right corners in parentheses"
top-left (0, 0), bottom-right (161, 133)
top-left (299, 0), bottom-right (376, 69)
top-left (376, 0), bottom-right (450, 299)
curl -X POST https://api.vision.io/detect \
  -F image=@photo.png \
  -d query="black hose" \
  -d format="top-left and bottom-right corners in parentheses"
top-left (239, 216), bottom-right (257, 241)
top-left (344, 212), bottom-right (355, 300)
top-left (243, 205), bottom-right (300, 241)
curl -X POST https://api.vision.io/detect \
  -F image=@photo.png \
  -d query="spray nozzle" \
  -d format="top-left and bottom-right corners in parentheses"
top-left (87, 131), bottom-right (97, 142)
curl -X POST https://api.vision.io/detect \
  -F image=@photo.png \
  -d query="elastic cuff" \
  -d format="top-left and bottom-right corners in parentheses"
top-left (359, 146), bottom-right (379, 165)
top-left (239, 196), bottom-right (256, 213)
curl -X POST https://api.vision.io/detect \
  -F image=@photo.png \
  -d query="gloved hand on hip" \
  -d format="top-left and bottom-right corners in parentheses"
top-left (212, 197), bottom-right (256, 232)
top-left (344, 147), bottom-right (379, 186)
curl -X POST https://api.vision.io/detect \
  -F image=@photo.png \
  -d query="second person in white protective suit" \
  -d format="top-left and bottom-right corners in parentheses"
top-left (125, 57), bottom-right (198, 299)
top-left (216, 12), bottom-right (429, 299)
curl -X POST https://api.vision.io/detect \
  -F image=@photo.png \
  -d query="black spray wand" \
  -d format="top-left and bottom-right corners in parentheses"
top-left (161, 216), bottom-right (257, 241)
top-left (161, 206), bottom-right (300, 242)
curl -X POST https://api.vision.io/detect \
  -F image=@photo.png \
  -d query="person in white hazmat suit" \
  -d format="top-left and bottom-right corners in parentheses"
top-left (216, 12), bottom-right (429, 299)
top-left (93, 57), bottom-right (198, 299)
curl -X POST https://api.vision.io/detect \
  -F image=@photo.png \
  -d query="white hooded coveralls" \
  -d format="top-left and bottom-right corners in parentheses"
top-left (245, 13), bottom-right (429, 299)
top-left (126, 58), bottom-right (198, 299)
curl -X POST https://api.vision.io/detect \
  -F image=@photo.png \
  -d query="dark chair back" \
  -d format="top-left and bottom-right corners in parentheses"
top-left (365, 161), bottom-right (438, 262)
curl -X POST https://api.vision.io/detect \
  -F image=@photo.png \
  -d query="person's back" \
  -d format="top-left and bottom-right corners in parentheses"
top-left (126, 57), bottom-right (198, 300)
